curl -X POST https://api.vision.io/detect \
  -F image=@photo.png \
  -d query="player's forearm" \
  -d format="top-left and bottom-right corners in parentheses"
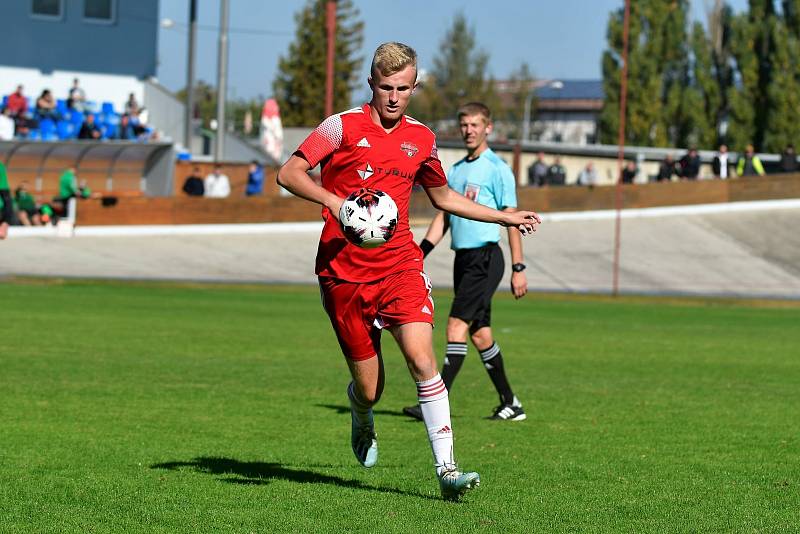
top-left (429, 187), bottom-right (508, 225)
top-left (507, 225), bottom-right (524, 264)
top-left (277, 160), bottom-right (340, 212)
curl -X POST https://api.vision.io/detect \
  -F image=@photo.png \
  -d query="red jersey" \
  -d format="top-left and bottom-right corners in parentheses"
top-left (296, 103), bottom-right (447, 282)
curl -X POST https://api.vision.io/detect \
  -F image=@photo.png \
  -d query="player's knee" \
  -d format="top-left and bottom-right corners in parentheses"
top-left (470, 328), bottom-right (492, 350)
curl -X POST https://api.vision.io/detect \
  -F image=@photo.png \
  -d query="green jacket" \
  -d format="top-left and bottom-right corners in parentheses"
top-left (737, 155), bottom-right (765, 176)
top-left (59, 169), bottom-right (78, 198)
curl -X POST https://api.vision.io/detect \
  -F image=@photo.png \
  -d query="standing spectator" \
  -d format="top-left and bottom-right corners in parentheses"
top-left (181, 166), bottom-right (205, 196)
top-left (576, 162), bottom-right (598, 186)
top-left (245, 160), bottom-right (265, 196)
top-left (621, 160), bottom-right (638, 184)
top-left (78, 114), bottom-right (101, 140)
top-left (737, 144), bottom-right (765, 177)
top-left (546, 156), bottom-right (567, 186)
top-left (657, 154), bottom-right (678, 182)
top-left (0, 107), bottom-right (15, 140)
top-left (779, 144), bottom-right (798, 173)
top-left (1, 160), bottom-right (15, 237)
top-left (712, 144), bottom-right (733, 179)
top-left (679, 147), bottom-right (701, 180)
top-left (35, 89), bottom-right (59, 121)
top-left (67, 78), bottom-right (87, 111)
top-left (204, 164), bottom-right (230, 198)
top-left (6, 85), bottom-right (28, 117)
top-left (14, 182), bottom-right (42, 226)
top-left (124, 93), bottom-right (141, 116)
top-left (527, 152), bottom-right (548, 187)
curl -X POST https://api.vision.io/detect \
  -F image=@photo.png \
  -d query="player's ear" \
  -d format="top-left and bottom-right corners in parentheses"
top-left (412, 81), bottom-right (419, 95)
top-left (486, 120), bottom-right (493, 134)
top-left (367, 76), bottom-right (374, 89)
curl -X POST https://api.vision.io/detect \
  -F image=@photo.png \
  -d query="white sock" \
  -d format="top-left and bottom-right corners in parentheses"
top-left (347, 382), bottom-right (373, 428)
top-left (416, 373), bottom-right (455, 475)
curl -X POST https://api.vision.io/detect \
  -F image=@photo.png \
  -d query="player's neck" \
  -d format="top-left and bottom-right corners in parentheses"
top-left (465, 143), bottom-right (489, 162)
top-left (368, 104), bottom-right (402, 133)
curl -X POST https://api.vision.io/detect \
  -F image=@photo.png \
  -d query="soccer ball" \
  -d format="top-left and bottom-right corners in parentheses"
top-left (338, 188), bottom-right (398, 249)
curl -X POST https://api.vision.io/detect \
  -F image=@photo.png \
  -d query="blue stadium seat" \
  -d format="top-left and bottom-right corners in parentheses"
top-left (85, 101), bottom-right (98, 113)
top-left (26, 129), bottom-right (41, 140)
top-left (1, 95), bottom-right (7, 107)
top-left (101, 102), bottom-right (115, 114)
top-left (102, 123), bottom-right (117, 139)
top-left (56, 99), bottom-right (68, 115)
top-left (70, 111), bottom-right (85, 125)
top-left (57, 120), bottom-right (75, 139)
top-left (40, 118), bottom-right (56, 136)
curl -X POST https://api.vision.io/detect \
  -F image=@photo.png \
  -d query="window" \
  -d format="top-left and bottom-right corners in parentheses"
top-left (31, 0), bottom-right (63, 19)
top-left (84, 0), bottom-right (115, 23)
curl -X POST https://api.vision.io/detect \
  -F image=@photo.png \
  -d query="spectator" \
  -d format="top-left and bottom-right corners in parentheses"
top-left (0, 107), bottom-right (14, 140)
top-left (621, 160), bottom-right (638, 184)
top-left (779, 144), bottom-right (798, 173)
top-left (657, 154), bottom-right (678, 182)
top-left (35, 89), bottom-right (59, 121)
top-left (204, 165), bottom-right (230, 198)
top-left (1, 160), bottom-right (15, 237)
top-left (576, 162), bottom-right (598, 186)
top-left (124, 93), bottom-right (141, 116)
top-left (182, 166), bottom-right (205, 196)
top-left (737, 144), bottom-right (765, 177)
top-left (115, 114), bottom-right (137, 140)
top-left (78, 114), bottom-right (101, 140)
top-left (56, 167), bottom-right (90, 216)
top-left (67, 78), bottom-right (86, 112)
top-left (14, 182), bottom-right (41, 226)
top-left (712, 144), bottom-right (733, 179)
top-left (546, 156), bottom-right (567, 186)
top-left (679, 148), bottom-right (701, 180)
top-left (6, 85), bottom-right (28, 117)
top-left (245, 160), bottom-right (265, 196)
top-left (527, 152), bottom-right (549, 187)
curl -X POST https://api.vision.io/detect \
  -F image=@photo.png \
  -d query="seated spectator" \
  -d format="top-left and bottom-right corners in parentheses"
top-left (576, 162), bottom-right (597, 186)
top-left (14, 182), bottom-right (41, 226)
top-left (6, 85), bottom-right (28, 118)
top-left (779, 144), bottom-right (798, 173)
top-left (182, 166), bottom-right (205, 196)
top-left (115, 114), bottom-right (138, 140)
top-left (0, 107), bottom-right (14, 140)
top-left (246, 160), bottom-right (265, 196)
top-left (67, 78), bottom-right (86, 112)
top-left (124, 93), bottom-right (141, 116)
top-left (204, 165), bottom-right (230, 198)
top-left (679, 148), bottom-right (701, 180)
top-left (621, 160), bottom-right (638, 184)
top-left (657, 154), bottom-right (678, 182)
top-left (78, 114), bottom-right (101, 140)
top-left (546, 156), bottom-right (566, 186)
top-left (712, 144), bottom-right (732, 179)
top-left (527, 152), bottom-right (548, 187)
top-left (737, 144), bottom-right (765, 177)
top-left (35, 89), bottom-right (59, 121)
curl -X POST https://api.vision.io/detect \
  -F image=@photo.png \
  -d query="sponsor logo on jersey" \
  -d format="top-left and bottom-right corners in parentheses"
top-left (357, 137), bottom-right (371, 148)
top-left (400, 141), bottom-right (419, 157)
top-left (357, 163), bottom-right (374, 180)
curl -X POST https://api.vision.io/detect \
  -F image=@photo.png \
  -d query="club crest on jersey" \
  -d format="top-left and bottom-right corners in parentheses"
top-left (400, 141), bottom-right (418, 157)
top-left (357, 162), bottom-right (374, 180)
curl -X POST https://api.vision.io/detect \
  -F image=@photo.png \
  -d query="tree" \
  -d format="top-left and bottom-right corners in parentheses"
top-left (407, 13), bottom-right (499, 132)
top-left (763, 20), bottom-right (800, 151)
top-left (599, 1), bottom-right (694, 147)
top-left (273, 0), bottom-right (364, 127)
top-left (497, 63), bottom-right (536, 141)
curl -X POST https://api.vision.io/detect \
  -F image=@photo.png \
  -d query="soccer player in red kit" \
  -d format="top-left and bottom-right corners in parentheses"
top-left (277, 42), bottom-right (541, 501)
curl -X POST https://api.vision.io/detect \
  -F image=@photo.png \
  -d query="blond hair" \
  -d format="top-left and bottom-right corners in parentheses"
top-left (371, 42), bottom-right (417, 79)
top-left (457, 102), bottom-right (492, 123)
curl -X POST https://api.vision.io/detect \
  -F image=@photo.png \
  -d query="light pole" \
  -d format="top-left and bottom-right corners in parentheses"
top-left (184, 0), bottom-right (197, 151)
top-left (214, 0), bottom-right (230, 162)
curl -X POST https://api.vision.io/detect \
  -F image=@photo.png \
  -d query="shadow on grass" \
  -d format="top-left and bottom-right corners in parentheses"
top-left (316, 403), bottom-right (417, 420)
top-left (151, 457), bottom-right (437, 500)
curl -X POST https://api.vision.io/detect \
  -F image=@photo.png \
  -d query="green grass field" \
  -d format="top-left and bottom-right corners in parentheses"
top-left (1, 279), bottom-right (798, 533)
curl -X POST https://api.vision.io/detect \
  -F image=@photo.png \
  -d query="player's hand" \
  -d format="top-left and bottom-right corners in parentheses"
top-left (511, 271), bottom-right (527, 299)
top-left (502, 210), bottom-right (541, 235)
top-left (327, 196), bottom-right (345, 222)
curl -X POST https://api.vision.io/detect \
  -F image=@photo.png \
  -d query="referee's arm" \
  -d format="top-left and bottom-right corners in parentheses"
top-left (505, 207), bottom-right (528, 299)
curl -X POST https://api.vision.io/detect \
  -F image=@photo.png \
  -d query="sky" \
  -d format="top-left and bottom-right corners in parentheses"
top-left (155, 0), bottom-right (750, 101)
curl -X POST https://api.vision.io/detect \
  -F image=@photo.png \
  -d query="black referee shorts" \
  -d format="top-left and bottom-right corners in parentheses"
top-left (450, 243), bottom-right (505, 331)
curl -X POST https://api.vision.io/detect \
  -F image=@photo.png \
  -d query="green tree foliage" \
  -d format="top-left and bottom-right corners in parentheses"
top-left (600, 1), bottom-right (693, 147)
top-left (763, 21), bottom-right (800, 151)
top-left (497, 63), bottom-right (536, 141)
top-left (272, 0), bottom-right (364, 127)
top-left (176, 81), bottom-right (262, 137)
top-left (407, 13), bottom-right (499, 133)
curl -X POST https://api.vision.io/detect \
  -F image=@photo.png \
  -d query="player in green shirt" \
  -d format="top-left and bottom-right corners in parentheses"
top-left (0, 160), bottom-right (14, 239)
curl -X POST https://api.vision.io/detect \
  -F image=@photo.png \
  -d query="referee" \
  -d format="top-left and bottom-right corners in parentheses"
top-left (404, 102), bottom-right (529, 422)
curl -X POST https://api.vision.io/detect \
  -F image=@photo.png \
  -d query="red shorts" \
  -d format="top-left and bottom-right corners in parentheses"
top-left (319, 269), bottom-right (435, 361)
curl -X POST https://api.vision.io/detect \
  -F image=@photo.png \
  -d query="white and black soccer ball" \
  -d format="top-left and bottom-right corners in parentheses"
top-left (338, 188), bottom-right (399, 249)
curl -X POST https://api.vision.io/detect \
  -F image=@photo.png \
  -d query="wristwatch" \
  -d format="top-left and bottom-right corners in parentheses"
top-left (512, 263), bottom-right (527, 273)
